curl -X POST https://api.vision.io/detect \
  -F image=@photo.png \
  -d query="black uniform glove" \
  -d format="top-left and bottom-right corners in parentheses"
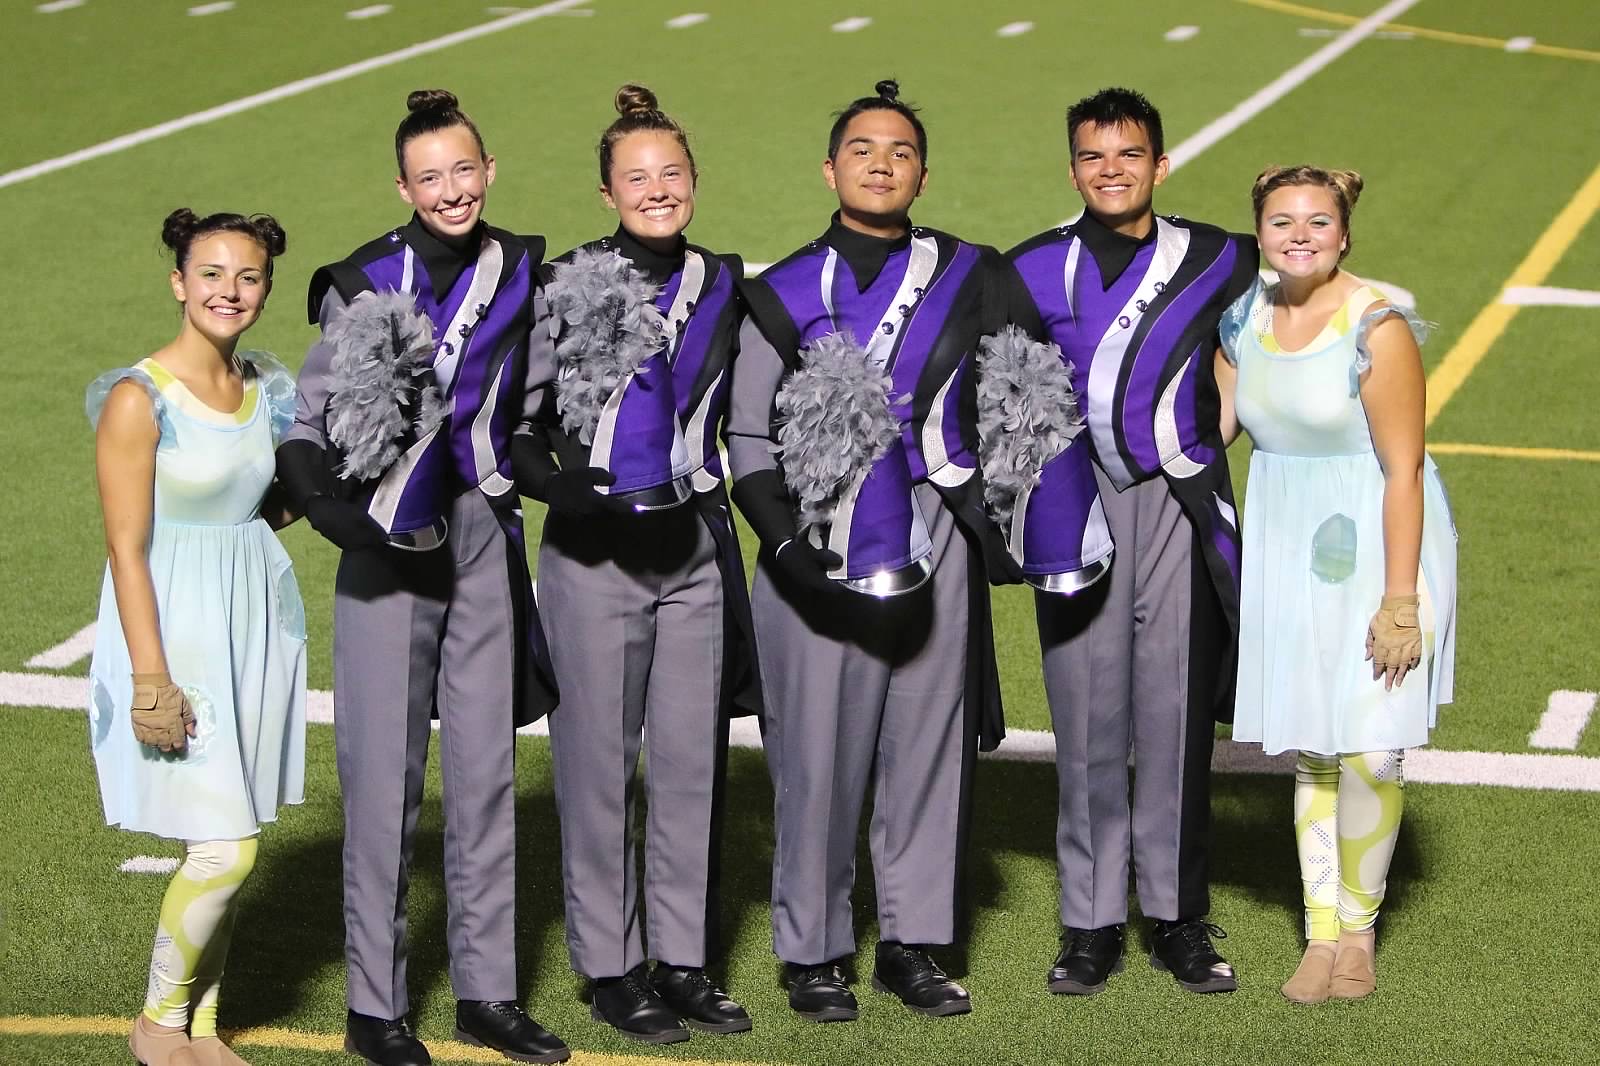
top-left (774, 537), bottom-right (844, 595)
top-left (510, 433), bottom-right (632, 518)
top-left (304, 495), bottom-right (389, 551)
top-left (276, 438), bottom-right (388, 550)
top-left (732, 469), bottom-right (844, 594)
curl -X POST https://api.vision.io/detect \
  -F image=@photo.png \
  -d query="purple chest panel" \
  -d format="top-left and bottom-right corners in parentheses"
top-left (668, 266), bottom-right (736, 475)
top-left (1013, 237), bottom-right (1152, 383)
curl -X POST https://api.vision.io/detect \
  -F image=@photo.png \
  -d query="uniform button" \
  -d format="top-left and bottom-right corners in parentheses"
top-left (1136, 299), bottom-right (1148, 312)
top-left (1118, 315), bottom-right (1131, 329)
top-left (881, 322), bottom-right (895, 335)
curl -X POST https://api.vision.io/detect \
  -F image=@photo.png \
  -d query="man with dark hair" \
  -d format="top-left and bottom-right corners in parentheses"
top-left (1004, 86), bottom-right (1258, 997)
top-left (728, 80), bottom-right (1014, 1022)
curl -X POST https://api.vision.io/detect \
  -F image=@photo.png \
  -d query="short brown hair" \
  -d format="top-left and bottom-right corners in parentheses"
top-left (1251, 165), bottom-right (1364, 261)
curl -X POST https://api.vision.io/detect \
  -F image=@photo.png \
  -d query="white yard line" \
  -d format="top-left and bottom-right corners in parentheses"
top-left (12, 673), bottom-right (1600, 792)
top-left (1501, 285), bottom-right (1600, 307)
top-left (0, 0), bottom-right (594, 190)
top-left (1530, 690), bottom-right (1598, 750)
top-left (1166, 0), bottom-right (1421, 172)
top-left (25, 623), bottom-right (96, 669)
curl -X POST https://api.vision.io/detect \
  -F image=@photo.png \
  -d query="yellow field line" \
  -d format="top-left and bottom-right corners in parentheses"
top-left (1425, 160), bottom-right (1600, 425)
top-left (1237, 0), bottom-right (1600, 62)
top-left (0, 1014), bottom-right (756, 1066)
top-left (1430, 442), bottom-right (1600, 463)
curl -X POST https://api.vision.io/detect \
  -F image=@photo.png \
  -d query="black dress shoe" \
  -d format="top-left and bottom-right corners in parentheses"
top-left (455, 1000), bottom-right (571, 1063)
top-left (651, 965), bottom-right (752, 1034)
top-left (782, 962), bottom-right (858, 1022)
top-left (590, 965), bottom-right (691, 1044)
top-left (870, 942), bottom-right (971, 1017)
top-left (1048, 924), bottom-right (1126, 995)
top-left (344, 1010), bottom-right (431, 1066)
top-left (1149, 919), bottom-right (1238, 993)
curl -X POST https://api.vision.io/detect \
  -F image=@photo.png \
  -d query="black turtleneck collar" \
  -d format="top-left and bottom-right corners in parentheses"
top-left (610, 226), bottom-right (687, 284)
top-left (1074, 209), bottom-right (1157, 289)
top-left (402, 213), bottom-right (484, 303)
top-left (823, 212), bottom-right (912, 291)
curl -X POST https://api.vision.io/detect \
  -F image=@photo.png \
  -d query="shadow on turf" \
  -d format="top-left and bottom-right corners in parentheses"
top-left (217, 744), bottom-right (1419, 1027)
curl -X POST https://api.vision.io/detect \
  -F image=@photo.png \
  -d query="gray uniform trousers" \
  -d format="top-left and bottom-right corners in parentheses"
top-left (1037, 462), bottom-right (1221, 930)
top-left (758, 481), bottom-right (971, 966)
top-left (540, 505), bottom-right (725, 980)
top-left (333, 486), bottom-right (520, 1018)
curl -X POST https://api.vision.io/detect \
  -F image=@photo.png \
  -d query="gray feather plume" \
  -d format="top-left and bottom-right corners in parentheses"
top-left (546, 247), bottom-right (667, 445)
top-left (975, 325), bottom-right (1084, 530)
top-left (324, 289), bottom-right (445, 482)
top-left (775, 332), bottom-right (902, 531)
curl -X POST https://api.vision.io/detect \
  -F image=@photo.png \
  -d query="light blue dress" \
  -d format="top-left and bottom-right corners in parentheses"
top-left (85, 351), bottom-right (307, 841)
top-left (1221, 280), bottom-right (1458, 756)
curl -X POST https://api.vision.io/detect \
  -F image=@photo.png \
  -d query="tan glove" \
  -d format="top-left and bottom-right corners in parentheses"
top-left (1365, 594), bottom-right (1421, 690)
top-left (130, 672), bottom-right (196, 752)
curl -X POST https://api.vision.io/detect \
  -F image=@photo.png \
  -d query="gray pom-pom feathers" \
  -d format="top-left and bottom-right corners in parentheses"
top-left (976, 325), bottom-right (1084, 529)
top-left (776, 332), bottom-right (903, 530)
top-left (546, 247), bottom-right (668, 445)
top-left (325, 289), bottom-right (446, 482)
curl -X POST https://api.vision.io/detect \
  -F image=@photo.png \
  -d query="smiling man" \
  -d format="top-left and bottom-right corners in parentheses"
top-left (1004, 88), bottom-right (1259, 999)
top-left (728, 80), bottom-right (1015, 1023)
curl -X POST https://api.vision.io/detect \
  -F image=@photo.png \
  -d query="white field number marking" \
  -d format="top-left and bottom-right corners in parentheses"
top-left (1530, 690), bottom-right (1598, 750)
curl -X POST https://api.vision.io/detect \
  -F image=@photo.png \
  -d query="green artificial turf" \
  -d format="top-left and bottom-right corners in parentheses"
top-left (3, 1), bottom-right (1600, 1063)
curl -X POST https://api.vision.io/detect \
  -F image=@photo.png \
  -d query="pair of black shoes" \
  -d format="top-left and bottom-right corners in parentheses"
top-left (784, 942), bottom-right (971, 1022)
top-left (1048, 919), bottom-right (1237, 996)
top-left (590, 963), bottom-right (752, 1043)
top-left (345, 1002), bottom-right (569, 1065)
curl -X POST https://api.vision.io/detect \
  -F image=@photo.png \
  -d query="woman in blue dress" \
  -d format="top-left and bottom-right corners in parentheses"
top-left (1215, 167), bottom-right (1457, 1004)
top-left (87, 208), bottom-right (306, 1066)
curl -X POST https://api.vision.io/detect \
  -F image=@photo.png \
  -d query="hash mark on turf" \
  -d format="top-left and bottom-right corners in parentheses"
top-left (1164, 25), bottom-right (1200, 41)
top-left (187, 2), bottom-right (235, 14)
top-left (832, 16), bottom-right (872, 33)
top-left (997, 21), bottom-right (1034, 37)
top-left (346, 4), bottom-right (393, 17)
top-left (1530, 691), bottom-right (1598, 750)
top-left (1501, 286), bottom-right (1600, 308)
top-left (120, 856), bottom-right (181, 875)
top-left (26, 623), bottom-right (96, 669)
top-left (36, 0), bottom-right (86, 12)
top-left (666, 12), bottom-right (708, 28)
top-left (1505, 36), bottom-right (1536, 52)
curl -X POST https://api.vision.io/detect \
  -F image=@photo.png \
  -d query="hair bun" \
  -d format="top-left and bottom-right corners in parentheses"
top-left (1329, 168), bottom-right (1365, 207)
top-left (250, 214), bottom-right (288, 258)
top-left (161, 208), bottom-right (200, 252)
top-left (406, 88), bottom-right (459, 113)
top-left (614, 83), bottom-right (660, 116)
top-left (874, 79), bottom-right (901, 102)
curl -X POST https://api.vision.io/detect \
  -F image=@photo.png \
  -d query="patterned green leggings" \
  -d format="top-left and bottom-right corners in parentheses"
top-left (1293, 751), bottom-right (1404, 940)
top-left (142, 837), bottom-right (258, 1036)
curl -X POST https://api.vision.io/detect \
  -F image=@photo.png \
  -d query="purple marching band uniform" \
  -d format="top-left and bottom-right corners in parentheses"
top-left (285, 215), bottom-right (556, 1020)
top-left (728, 217), bottom-right (1009, 968)
top-left (526, 229), bottom-right (760, 983)
top-left (1005, 211), bottom-right (1258, 932)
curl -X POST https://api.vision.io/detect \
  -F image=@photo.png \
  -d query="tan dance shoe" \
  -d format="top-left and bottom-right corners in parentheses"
top-left (187, 1035), bottom-right (251, 1065)
top-left (1328, 932), bottom-right (1377, 1000)
top-left (129, 1014), bottom-right (193, 1066)
top-left (1280, 942), bottom-right (1337, 1004)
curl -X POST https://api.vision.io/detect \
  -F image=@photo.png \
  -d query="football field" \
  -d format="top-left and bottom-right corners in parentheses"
top-left (2, 1), bottom-right (1598, 1063)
